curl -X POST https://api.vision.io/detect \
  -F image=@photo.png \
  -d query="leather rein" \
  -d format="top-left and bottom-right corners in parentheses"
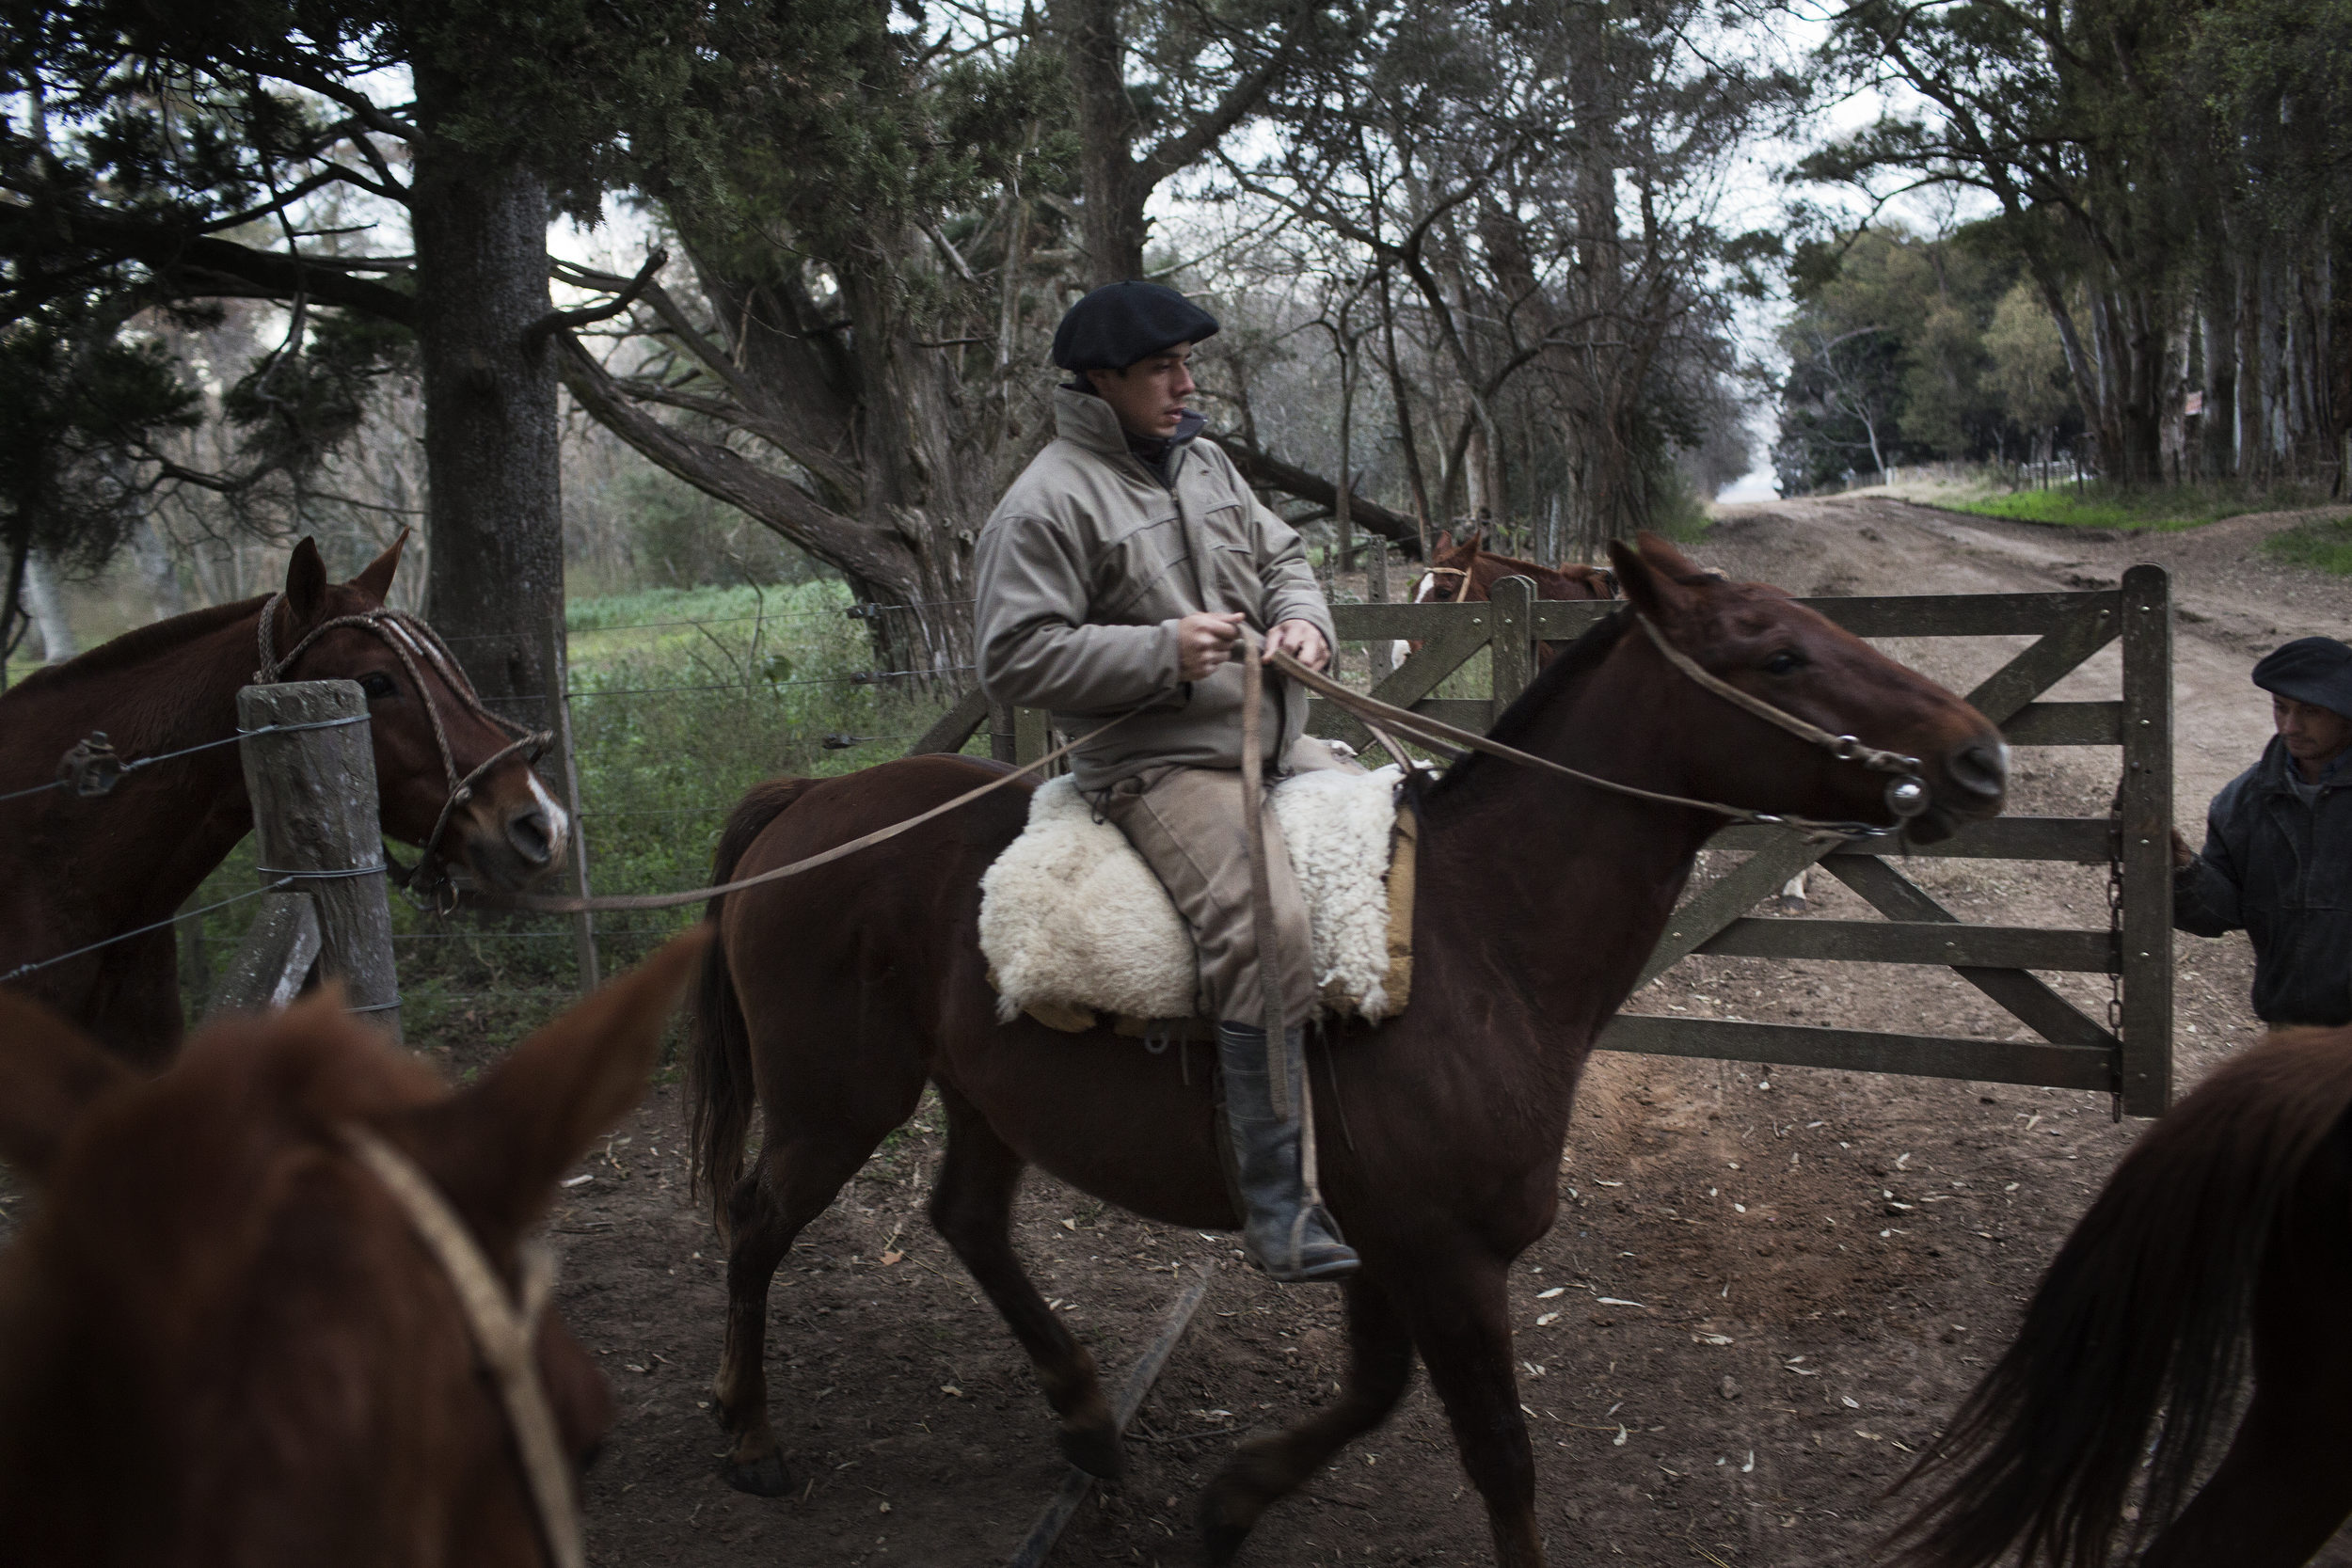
top-left (1270, 613), bottom-right (1931, 843)
top-left (254, 594), bottom-right (553, 906)
top-left (342, 1125), bottom-right (585, 1568)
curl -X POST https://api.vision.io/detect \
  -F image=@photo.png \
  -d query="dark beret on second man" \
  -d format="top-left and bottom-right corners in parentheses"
top-left (2253, 636), bottom-right (2352, 721)
top-left (1051, 280), bottom-right (1220, 372)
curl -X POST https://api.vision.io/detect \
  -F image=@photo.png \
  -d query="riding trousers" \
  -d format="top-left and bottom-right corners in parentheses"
top-left (1090, 735), bottom-right (1359, 1030)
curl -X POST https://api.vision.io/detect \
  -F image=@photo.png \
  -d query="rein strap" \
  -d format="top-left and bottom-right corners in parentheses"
top-left (342, 1125), bottom-right (583, 1568)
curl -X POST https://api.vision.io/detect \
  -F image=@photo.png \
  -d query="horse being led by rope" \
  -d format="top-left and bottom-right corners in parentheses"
top-left (1888, 1023), bottom-right (2352, 1568)
top-left (689, 534), bottom-right (2010, 1565)
top-left (0, 533), bottom-right (566, 1065)
top-left (0, 930), bottom-right (707, 1567)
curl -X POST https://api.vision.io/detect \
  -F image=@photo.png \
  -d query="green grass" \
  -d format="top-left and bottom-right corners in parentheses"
top-left (2262, 515), bottom-right (2352, 574)
top-left (1938, 480), bottom-right (2330, 532)
top-left (176, 578), bottom-right (979, 1058)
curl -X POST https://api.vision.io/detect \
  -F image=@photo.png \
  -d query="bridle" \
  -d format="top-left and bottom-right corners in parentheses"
top-left (255, 594), bottom-right (553, 905)
top-left (1418, 564), bottom-right (1478, 604)
top-left (343, 1125), bottom-right (584, 1568)
top-left (1274, 611), bottom-right (1932, 841)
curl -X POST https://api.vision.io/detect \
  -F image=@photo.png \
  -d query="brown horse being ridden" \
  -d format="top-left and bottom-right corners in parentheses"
top-left (688, 534), bottom-right (2009, 1565)
top-left (1887, 1023), bottom-right (2352, 1568)
top-left (0, 535), bottom-right (566, 1064)
top-left (0, 931), bottom-right (709, 1567)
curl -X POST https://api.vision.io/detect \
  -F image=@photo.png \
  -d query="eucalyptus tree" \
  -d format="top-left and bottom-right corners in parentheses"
top-left (1225, 0), bottom-right (1798, 552)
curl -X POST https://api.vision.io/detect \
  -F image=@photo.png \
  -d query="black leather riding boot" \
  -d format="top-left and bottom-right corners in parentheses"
top-left (1216, 1022), bottom-right (1360, 1283)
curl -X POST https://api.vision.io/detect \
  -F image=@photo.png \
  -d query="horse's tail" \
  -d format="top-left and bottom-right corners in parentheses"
top-left (689, 777), bottom-right (817, 1236)
top-left (1886, 1026), bottom-right (2352, 1568)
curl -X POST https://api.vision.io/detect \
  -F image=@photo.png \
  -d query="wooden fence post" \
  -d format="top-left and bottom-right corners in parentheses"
top-left (548, 613), bottom-right (599, 993)
top-left (236, 679), bottom-right (402, 1039)
top-left (1488, 575), bottom-right (1536, 715)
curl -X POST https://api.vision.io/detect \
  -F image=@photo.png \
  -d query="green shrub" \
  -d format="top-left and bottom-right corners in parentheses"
top-left (2263, 515), bottom-right (2352, 575)
top-left (1941, 481), bottom-right (2328, 532)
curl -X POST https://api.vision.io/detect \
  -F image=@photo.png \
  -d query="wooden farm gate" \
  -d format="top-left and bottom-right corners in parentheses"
top-left (924, 568), bottom-right (2176, 1116)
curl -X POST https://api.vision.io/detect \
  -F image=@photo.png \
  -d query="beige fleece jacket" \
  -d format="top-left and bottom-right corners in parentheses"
top-left (975, 388), bottom-right (1336, 790)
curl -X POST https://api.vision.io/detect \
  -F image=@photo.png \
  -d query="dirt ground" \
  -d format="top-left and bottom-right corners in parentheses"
top-left (556, 495), bottom-right (2352, 1567)
top-left (19, 495), bottom-right (2352, 1565)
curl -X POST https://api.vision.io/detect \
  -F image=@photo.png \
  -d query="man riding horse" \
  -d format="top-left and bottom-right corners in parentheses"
top-left (973, 281), bottom-right (1359, 1284)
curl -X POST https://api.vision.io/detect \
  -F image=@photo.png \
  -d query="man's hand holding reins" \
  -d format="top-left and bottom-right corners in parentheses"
top-left (1177, 611), bottom-right (1247, 681)
top-left (1267, 619), bottom-right (1330, 673)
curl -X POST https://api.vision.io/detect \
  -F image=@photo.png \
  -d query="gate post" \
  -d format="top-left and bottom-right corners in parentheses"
top-left (1488, 575), bottom-right (1537, 714)
top-left (2117, 564), bottom-right (2173, 1115)
top-left (236, 679), bottom-right (402, 1040)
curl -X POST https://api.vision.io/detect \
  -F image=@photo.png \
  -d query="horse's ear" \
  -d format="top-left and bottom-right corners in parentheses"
top-left (1633, 531), bottom-right (1717, 583)
top-left (0, 992), bottom-right (135, 1183)
top-left (1432, 530), bottom-right (1455, 556)
top-left (283, 538), bottom-right (329, 627)
top-left (1607, 536), bottom-right (1702, 624)
top-left (1463, 527), bottom-right (1485, 556)
top-left (392, 928), bottom-right (711, 1247)
top-left (349, 529), bottom-right (408, 604)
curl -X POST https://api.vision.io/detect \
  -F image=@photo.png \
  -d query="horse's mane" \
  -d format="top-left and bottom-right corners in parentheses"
top-left (1421, 606), bottom-right (1631, 800)
top-left (8, 595), bottom-right (265, 697)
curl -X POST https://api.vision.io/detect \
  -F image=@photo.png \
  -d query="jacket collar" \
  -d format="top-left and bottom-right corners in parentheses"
top-left (1051, 387), bottom-right (1205, 483)
top-left (2258, 734), bottom-right (2352, 795)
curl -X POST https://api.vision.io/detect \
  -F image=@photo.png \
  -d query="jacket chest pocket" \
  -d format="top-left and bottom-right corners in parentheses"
top-left (1198, 503), bottom-right (1263, 610)
top-left (1098, 515), bottom-right (1192, 619)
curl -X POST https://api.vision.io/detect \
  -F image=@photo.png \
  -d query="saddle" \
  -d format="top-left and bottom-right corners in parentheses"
top-left (978, 767), bottom-right (1417, 1035)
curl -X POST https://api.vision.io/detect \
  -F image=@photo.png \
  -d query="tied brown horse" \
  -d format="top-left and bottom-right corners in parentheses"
top-left (0, 931), bottom-right (708, 1567)
top-left (688, 534), bottom-right (2009, 1565)
top-left (1395, 527), bottom-right (1617, 670)
top-left (0, 535), bottom-right (565, 1064)
top-left (1888, 1023), bottom-right (2352, 1568)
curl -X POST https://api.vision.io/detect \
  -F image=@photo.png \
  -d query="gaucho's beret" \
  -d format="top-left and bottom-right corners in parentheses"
top-left (2253, 636), bottom-right (2352, 721)
top-left (1051, 281), bottom-right (1219, 372)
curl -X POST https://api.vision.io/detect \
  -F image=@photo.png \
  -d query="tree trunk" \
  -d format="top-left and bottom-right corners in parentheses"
top-left (1056, 0), bottom-right (1150, 283)
top-left (410, 81), bottom-right (564, 728)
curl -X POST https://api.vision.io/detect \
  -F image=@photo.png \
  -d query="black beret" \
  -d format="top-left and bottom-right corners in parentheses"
top-left (1051, 281), bottom-right (1219, 372)
top-left (2253, 636), bottom-right (2352, 720)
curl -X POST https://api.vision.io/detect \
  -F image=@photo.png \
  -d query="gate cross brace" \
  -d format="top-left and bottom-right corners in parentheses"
top-left (1633, 594), bottom-right (2122, 991)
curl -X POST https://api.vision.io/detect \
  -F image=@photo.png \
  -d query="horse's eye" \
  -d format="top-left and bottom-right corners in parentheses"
top-left (1762, 650), bottom-right (1805, 676)
top-left (358, 671), bottom-right (399, 701)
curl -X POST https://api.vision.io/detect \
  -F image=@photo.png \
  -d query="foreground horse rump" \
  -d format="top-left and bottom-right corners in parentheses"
top-left (691, 533), bottom-right (2009, 1564)
top-left (0, 933), bottom-right (706, 1567)
top-left (0, 534), bottom-right (566, 1064)
top-left (1888, 1025), bottom-right (2352, 1568)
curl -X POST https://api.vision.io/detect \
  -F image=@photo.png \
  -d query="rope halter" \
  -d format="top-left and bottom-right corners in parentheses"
top-left (254, 594), bottom-right (553, 903)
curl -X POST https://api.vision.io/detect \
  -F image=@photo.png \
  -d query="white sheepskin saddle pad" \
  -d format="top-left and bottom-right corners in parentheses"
top-left (978, 766), bottom-right (1417, 1031)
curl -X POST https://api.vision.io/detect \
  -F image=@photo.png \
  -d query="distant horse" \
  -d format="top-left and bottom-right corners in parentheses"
top-left (0, 931), bottom-right (708, 1567)
top-left (1391, 527), bottom-right (1617, 671)
top-left (0, 536), bottom-right (566, 1064)
top-left (1887, 1024), bottom-right (2352, 1568)
top-left (686, 534), bottom-right (2009, 1566)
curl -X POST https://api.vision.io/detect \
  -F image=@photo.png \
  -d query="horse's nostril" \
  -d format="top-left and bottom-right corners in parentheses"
top-left (506, 809), bottom-right (555, 867)
top-left (1948, 738), bottom-right (2009, 800)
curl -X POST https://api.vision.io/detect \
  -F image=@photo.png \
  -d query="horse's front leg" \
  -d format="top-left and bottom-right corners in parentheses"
top-left (1402, 1252), bottom-right (1545, 1568)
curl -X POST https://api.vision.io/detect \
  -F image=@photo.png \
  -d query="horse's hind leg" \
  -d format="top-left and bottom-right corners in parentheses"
top-left (713, 1124), bottom-right (897, 1495)
top-left (1200, 1269), bottom-right (1416, 1565)
top-left (927, 1083), bottom-right (1122, 1478)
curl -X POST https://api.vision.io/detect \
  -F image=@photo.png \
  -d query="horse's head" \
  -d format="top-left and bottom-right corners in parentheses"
top-left (1605, 533), bottom-right (2007, 843)
top-left (0, 932), bottom-right (707, 1566)
top-left (265, 535), bottom-right (568, 893)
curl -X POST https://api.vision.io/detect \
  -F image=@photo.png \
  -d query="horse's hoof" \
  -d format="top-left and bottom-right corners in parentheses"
top-left (722, 1449), bottom-right (792, 1497)
top-left (1058, 1421), bottom-right (1125, 1480)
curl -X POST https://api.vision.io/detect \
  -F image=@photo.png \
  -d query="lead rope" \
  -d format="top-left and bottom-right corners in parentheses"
top-left (1239, 632), bottom-right (1327, 1275)
top-left (342, 1125), bottom-right (583, 1568)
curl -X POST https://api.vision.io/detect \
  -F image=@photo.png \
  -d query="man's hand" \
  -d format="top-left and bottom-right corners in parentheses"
top-left (1176, 611), bottom-right (1246, 681)
top-left (2171, 828), bottom-right (2198, 870)
top-left (1267, 619), bottom-right (1331, 673)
